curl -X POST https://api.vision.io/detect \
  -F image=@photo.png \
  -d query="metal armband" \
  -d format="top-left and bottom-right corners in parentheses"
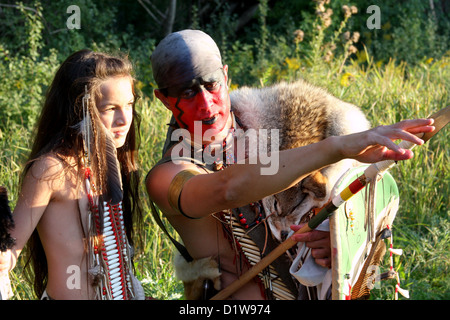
top-left (168, 169), bottom-right (201, 219)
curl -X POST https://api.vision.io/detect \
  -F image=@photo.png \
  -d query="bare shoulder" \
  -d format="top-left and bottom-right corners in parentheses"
top-left (28, 152), bottom-right (69, 176)
top-left (146, 160), bottom-right (203, 214)
top-left (146, 161), bottom-right (203, 197)
top-left (24, 152), bottom-right (77, 194)
top-left (12, 153), bottom-right (79, 251)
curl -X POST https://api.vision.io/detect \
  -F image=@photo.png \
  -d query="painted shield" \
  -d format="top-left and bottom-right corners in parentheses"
top-left (330, 165), bottom-right (399, 300)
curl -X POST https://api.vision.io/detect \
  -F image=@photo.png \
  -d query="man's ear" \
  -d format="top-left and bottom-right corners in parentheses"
top-left (223, 65), bottom-right (229, 86)
top-left (154, 89), bottom-right (172, 110)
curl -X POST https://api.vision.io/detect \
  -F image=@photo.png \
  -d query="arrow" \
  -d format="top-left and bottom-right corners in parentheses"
top-left (210, 105), bottom-right (449, 300)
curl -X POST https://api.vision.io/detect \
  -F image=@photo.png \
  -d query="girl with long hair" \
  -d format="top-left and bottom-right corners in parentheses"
top-left (0, 49), bottom-right (144, 299)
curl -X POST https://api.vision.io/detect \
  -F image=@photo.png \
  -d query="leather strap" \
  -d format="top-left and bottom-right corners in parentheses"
top-left (149, 199), bottom-right (193, 262)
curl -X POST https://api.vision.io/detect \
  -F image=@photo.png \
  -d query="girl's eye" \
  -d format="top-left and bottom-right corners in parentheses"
top-left (101, 106), bottom-right (115, 113)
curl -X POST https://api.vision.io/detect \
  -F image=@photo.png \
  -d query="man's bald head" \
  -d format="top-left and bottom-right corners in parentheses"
top-left (151, 29), bottom-right (223, 90)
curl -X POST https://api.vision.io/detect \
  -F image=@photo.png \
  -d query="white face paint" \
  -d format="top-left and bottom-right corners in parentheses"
top-left (151, 29), bottom-right (223, 90)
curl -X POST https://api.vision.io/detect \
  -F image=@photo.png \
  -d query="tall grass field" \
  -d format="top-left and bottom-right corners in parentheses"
top-left (1, 0), bottom-right (448, 300)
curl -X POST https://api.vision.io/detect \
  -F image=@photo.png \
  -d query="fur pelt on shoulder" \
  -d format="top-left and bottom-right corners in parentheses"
top-left (230, 79), bottom-right (370, 242)
top-left (230, 79), bottom-right (370, 149)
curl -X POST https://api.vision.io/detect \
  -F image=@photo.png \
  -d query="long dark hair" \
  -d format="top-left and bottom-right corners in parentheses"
top-left (21, 49), bottom-right (143, 298)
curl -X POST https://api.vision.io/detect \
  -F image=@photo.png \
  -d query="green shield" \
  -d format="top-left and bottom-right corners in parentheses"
top-left (330, 165), bottom-right (399, 300)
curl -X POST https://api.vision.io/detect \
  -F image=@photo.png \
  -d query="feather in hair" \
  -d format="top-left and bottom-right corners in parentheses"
top-left (79, 86), bottom-right (123, 237)
top-left (100, 130), bottom-right (123, 205)
top-left (79, 85), bottom-right (122, 204)
top-left (81, 86), bottom-right (93, 167)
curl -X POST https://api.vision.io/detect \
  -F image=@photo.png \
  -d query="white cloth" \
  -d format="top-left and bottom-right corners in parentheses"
top-left (289, 219), bottom-right (332, 300)
top-left (0, 272), bottom-right (13, 300)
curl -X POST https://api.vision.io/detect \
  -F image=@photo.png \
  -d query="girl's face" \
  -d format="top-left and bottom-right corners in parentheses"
top-left (97, 76), bottom-right (134, 148)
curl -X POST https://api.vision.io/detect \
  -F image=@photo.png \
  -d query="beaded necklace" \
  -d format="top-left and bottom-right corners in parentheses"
top-left (236, 202), bottom-right (264, 229)
top-left (84, 166), bottom-right (137, 300)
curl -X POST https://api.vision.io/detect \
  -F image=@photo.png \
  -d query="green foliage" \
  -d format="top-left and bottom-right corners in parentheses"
top-left (354, 0), bottom-right (449, 66)
top-left (0, 30), bottom-right (58, 131)
top-left (1, 0), bottom-right (448, 300)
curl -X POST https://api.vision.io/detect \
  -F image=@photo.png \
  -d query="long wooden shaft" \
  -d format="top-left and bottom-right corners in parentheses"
top-left (211, 171), bottom-right (368, 300)
top-left (211, 106), bottom-right (449, 300)
top-left (210, 223), bottom-right (311, 300)
top-left (211, 192), bottom-right (354, 300)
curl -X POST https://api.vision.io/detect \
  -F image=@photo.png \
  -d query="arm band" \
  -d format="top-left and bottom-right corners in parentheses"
top-left (168, 169), bottom-right (201, 219)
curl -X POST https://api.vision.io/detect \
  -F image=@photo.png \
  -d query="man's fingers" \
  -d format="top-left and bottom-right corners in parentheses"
top-left (290, 225), bottom-right (332, 268)
top-left (389, 118), bottom-right (435, 144)
top-left (314, 257), bottom-right (331, 268)
top-left (290, 224), bottom-right (303, 232)
top-left (394, 118), bottom-right (434, 130)
top-left (374, 120), bottom-right (435, 154)
top-left (290, 229), bottom-right (328, 243)
top-left (406, 125), bottom-right (435, 135)
top-left (291, 232), bottom-right (312, 242)
top-left (381, 149), bottom-right (414, 161)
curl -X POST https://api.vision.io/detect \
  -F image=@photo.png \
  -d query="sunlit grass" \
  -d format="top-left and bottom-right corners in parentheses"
top-left (3, 48), bottom-right (448, 302)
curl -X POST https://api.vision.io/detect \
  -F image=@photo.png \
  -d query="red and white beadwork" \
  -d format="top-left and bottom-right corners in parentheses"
top-left (84, 167), bottom-right (135, 300)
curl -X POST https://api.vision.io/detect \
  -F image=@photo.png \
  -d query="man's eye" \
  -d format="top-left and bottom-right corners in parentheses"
top-left (205, 82), bottom-right (220, 91)
top-left (180, 89), bottom-right (196, 99)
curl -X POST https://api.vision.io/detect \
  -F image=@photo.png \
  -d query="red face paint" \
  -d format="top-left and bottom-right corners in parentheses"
top-left (166, 68), bottom-right (231, 142)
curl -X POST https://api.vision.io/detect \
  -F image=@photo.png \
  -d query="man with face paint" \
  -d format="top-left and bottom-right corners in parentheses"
top-left (146, 30), bottom-right (434, 300)
top-left (152, 30), bottom-right (231, 143)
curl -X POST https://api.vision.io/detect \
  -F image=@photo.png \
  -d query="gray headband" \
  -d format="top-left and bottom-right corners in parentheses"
top-left (151, 29), bottom-right (223, 90)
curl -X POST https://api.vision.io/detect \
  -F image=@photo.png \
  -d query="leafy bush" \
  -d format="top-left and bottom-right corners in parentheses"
top-left (0, 3), bottom-right (59, 131)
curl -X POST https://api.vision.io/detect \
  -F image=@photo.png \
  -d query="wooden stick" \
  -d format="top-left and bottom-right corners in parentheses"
top-left (211, 172), bottom-right (367, 300)
top-left (211, 223), bottom-right (312, 300)
top-left (423, 105), bottom-right (449, 142)
top-left (211, 106), bottom-right (449, 300)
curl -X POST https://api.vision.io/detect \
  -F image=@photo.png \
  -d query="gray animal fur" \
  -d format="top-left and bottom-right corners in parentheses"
top-left (230, 79), bottom-right (370, 242)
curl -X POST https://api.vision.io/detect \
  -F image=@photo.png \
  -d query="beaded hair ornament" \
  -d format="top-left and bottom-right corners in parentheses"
top-left (80, 87), bottom-right (143, 300)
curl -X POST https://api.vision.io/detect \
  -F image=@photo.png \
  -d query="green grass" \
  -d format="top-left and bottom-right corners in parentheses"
top-left (0, 0), bottom-right (448, 302)
top-left (133, 97), bottom-right (184, 299)
top-left (2, 39), bottom-right (448, 301)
